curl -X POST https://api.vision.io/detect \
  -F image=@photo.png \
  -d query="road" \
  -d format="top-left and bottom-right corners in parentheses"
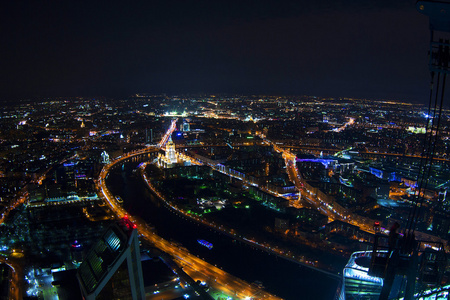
top-left (0, 256), bottom-right (23, 300)
top-left (277, 142), bottom-right (384, 233)
top-left (97, 121), bottom-right (281, 300)
top-left (271, 137), bottom-right (449, 247)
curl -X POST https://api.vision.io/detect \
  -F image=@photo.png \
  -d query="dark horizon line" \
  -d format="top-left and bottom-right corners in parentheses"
top-left (0, 92), bottom-right (429, 105)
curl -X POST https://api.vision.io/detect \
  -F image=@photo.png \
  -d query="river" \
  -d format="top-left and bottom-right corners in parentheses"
top-left (106, 162), bottom-right (341, 300)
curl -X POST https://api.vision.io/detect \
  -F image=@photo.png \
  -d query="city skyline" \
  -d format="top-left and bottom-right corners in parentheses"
top-left (2, 1), bottom-right (450, 299)
top-left (0, 94), bottom-right (449, 299)
top-left (1, 0), bottom-right (431, 103)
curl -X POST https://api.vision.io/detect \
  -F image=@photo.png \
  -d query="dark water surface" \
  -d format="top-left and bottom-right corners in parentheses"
top-left (106, 162), bottom-right (340, 300)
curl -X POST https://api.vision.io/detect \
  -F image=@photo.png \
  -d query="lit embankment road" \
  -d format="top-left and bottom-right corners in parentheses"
top-left (139, 162), bottom-right (296, 296)
top-left (269, 136), bottom-right (380, 232)
top-left (97, 124), bottom-right (281, 299)
top-left (267, 131), bottom-right (381, 233)
top-left (98, 156), bottom-right (280, 299)
top-left (140, 156), bottom-right (339, 276)
top-left (270, 136), bottom-right (450, 248)
top-left (286, 151), bottom-right (377, 232)
top-left (177, 145), bottom-right (340, 273)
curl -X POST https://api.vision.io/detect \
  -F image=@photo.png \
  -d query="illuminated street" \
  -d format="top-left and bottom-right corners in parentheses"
top-left (97, 124), bottom-right (282, 299)
top-left (0, 256), bottom-right (23, 300)
top-left (2, 2), bottom-right (450, 299)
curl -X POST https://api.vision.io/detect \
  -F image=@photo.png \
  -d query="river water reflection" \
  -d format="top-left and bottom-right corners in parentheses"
top-left (106, 162), bottom-right (340, 300)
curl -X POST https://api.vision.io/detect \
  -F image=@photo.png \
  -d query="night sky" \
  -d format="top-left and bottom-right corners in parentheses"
top-left (0, 0), bottom-right (432, 102)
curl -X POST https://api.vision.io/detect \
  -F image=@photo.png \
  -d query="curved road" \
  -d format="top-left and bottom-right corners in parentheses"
top-left (97, 147), bottom-right (281, 299)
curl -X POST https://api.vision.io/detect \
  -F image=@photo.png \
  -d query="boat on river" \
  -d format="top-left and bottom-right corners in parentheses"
top-left (197, 239), bottom-right (213, 249)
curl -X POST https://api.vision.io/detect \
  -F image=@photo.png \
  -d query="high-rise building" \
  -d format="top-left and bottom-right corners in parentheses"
top-left (56, 161), bottom-right (77, 191)
top-left (165, 136), bottom-right (177, 164)
top-left (77, 216), bottom-right (145, 300)
top-left (182, 121), bottom-right (190, 132)
top-left (100, 151), bottom-right (110, 164)
top-left (339, 251), bottom-right (383, 300)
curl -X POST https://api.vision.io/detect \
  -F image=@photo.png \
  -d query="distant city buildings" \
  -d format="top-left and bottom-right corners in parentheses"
top-left (0, 94), bottom-right (449, 299)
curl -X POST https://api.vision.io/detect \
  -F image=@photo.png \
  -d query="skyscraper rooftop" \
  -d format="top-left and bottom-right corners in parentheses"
top-left (77, 216), bottom-right (144, 300)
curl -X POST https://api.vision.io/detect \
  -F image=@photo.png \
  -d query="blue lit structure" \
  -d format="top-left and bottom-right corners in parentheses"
top-left (369, 167), bottom-right (384, 179)
top-left (296, 158), bottom-right (336, 169)
top-left (197, 239), bottom-right (213, 249)
top-left (340, 251), bottom-right (383, 300)
top-left (409, 284), bottom-right (450, 299)
top-left (296, 156), bottom-right (355, 174)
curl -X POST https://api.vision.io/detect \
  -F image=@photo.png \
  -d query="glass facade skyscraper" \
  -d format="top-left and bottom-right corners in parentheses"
top-left (77, 216), bottom-right (144, 300)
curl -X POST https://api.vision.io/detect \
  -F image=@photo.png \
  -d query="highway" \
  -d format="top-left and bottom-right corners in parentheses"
top-left (97, 117), bottom-right (447, 299)
top-left (271, 137), bottom-right (449, 247)
top-left (276, 141), bottom-right (385, 233)
top-left (97, 119), bottom-right (281, 300)
top-left (139, 161), bottom-right (340, 276)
